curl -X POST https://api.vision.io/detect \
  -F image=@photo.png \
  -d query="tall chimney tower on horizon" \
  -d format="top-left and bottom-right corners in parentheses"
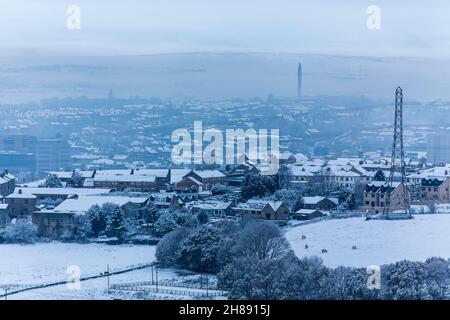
top-left (297, 63), bottom-right (302, 99)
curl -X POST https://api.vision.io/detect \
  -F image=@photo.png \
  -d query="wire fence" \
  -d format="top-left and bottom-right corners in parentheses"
top-left (110, 283), bottom-right (227, 297)
top-left (0, 261), bottom-right (156, 299)
top-left (110, 279), bottom-right (219, 290)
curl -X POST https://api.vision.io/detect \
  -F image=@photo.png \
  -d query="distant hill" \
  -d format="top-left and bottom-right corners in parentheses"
top-left (0, 52), bottom-right (449, 104)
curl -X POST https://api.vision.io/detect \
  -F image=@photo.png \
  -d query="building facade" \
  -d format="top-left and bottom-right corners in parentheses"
top-left (363, 181), bottom-right (411, 214)
top-left (420, 177), bottom-right (450, 204)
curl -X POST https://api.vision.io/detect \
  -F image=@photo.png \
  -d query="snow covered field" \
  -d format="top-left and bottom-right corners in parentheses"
top-left (0, 243), bottom-right (220, 300)
top-left (286, 214), bottom-right (450, 268)
top-left (0, 243), bottom-right (155, 285)
top-left (8, 267), bottom-right (185, 300)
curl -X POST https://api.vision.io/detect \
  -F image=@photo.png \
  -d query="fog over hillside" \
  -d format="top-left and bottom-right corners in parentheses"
top-left (1, 53), bottom-right (449, 104)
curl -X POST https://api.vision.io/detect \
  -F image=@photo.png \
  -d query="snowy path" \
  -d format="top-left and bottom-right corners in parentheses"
top-left (286, 214), bottom-right (450, 268)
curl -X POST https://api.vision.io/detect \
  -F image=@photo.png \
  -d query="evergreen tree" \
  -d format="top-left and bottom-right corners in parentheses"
top-left (106, 206), bottom-right (127, 242)
top-left (87, 205), bottom-right (106, 237)
top-left (43, 173), bottom-right (63, 188)
top-left (141, 202), bottom-right (159, 224)
top-left (241, 172), bottom-right (277, 201)
top-left (373, 169), bottom-right (386, 182)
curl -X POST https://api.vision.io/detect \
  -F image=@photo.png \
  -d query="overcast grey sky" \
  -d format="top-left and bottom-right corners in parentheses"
top-left (0, 0), bottom-right (449, 57)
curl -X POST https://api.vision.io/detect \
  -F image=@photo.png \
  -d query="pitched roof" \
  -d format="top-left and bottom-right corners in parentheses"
top-left (14, 187), bottom-right (110, 197)
top-left (421, 178), bottom-right (445, 187)
top-left (192, 170), bottom-right (226, 179)
top-left (365, 181), bottom-right (401, 194)
top-left (303, 196), bottom-right (338, 205)
top-left (54, 195), bottom-right (148, 214)
top-left (187, 200), bottom-right (233, 211)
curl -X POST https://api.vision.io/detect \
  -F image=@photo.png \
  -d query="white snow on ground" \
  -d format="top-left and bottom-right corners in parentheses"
top-left (8, 268), bottom-right (183, 300)
top-left (286, 214), bottom-right (450, 268)
top-left (411, 203), bottom-right (450, 214)
top-left (0, 243), bottom-right (155, 284)
top-left (0, 243), bottom-right (221, 300)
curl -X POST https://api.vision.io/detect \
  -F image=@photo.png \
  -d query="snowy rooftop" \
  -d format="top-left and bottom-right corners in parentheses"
top-left (13, 187), bottom-right (111, 197)
top-left (295, 209), bottom-right (326, 215)
top-left (94, 175), bottom-right (156, 183)
top-left (170, 169), bottom-right (191, 184)
top-left (233, 200), bottom-right (285, 212)
top-left (303, 196), bottom-right (338, 205)
top-left (409, 165), bottom-right (450, 179)
top-left (187, 200), bottom-right (233, 211)
top-left (6, 190), bottom-right (37, 199)
top-left (95, 169), bottom-right (168, 178)
top-left (191, 170), bottom-right (226, 179)
top-left (53, 195), bottom-right (148, 214)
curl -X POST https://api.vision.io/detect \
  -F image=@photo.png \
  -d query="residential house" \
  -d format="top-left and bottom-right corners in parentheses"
top-left (303, 196), bottom-right (338, 211)
top-left (293, 209), bottom-right (326, 220)
top-left (187, 200), bottom-right (235, 217)
top-left (362, 181), bottom-right (411, 214)
top-left (420, 177), bottom-right (450, 204)
top-left (92, 169), bottom-right (170, 191)
top-left (232, 200), bottom-right (289, 220)
top-left (32, 195), bottom-right (149, 238)
top-left (5, 188), bottom-right (38, 218)
top-left (51, 170), bottom-right (95, 187)
top-left (148, 193), bottom-right (182, 210)
top-left (177, 170), bottom-right (226, 191)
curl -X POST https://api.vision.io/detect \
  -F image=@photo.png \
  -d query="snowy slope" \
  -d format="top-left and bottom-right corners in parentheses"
top-left (286, 214), bottom-right (450, 268)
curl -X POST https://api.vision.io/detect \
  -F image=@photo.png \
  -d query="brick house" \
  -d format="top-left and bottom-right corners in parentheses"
top-left (32, 195), bottom-right (148, 238)
top-left (92, 169), bottom-right (170, 191)
top-left (303, 196), bottom-right (338, 210)
top-left (5, 189), bottom-right (38, 218)
top-left (177, 170), bottom-right (226, 191)
top-left (232, 200), bottom-right (290, 220)
top-left (362, 181), bottom-right (411, 214)
top-left (420, 177), bottom-right (450, 204)
top-left (32, 210), bottom-right (75, 238)
top-left (176, 175), bottom-right (204, 192)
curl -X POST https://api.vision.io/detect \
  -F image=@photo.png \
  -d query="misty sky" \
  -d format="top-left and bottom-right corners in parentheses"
top-left (0, 0), bottom-right (449, 57)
